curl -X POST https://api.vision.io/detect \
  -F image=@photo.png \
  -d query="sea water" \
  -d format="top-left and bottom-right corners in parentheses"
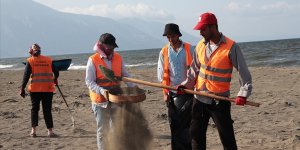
top-left (1, 38), bottom-right (299, 71)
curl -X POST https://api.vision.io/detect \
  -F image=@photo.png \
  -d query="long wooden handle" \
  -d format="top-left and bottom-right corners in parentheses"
top-left (122, 77), bottom-right (260, 107)
top-left (56, 85), bottom-right (76, 128)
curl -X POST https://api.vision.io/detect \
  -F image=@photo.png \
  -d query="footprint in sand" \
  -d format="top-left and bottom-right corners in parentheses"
top-left (2, 99), bottom-right (18, 103)
top-left (72, 128), bottom-right (94, 135)
top-left (156, 113), bottom-right (168, 120)
top-left (75, 93), bottom-right (89, 99)
top-left (71, 101), bottom-right (86, 108)
top-left (0, 111), bottom-right (18, 119)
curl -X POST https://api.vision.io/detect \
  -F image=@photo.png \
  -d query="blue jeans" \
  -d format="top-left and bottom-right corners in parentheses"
top-left (92, 103), bottom-right (115, 150)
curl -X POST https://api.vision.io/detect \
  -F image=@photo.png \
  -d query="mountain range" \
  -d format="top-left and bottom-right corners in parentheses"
top-left (0, 0), bottom-right (199, 58)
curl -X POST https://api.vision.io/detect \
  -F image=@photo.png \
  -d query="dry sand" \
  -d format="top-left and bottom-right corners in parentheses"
top-left (0, 67), bottom-right (299, 150)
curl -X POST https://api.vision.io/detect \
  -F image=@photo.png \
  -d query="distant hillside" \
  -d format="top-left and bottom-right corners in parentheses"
top-left (0, 0), bottom-right (198, 58)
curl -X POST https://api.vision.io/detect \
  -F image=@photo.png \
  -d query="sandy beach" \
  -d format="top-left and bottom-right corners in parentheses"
top-left (0, 67), bottom-right (299, 150)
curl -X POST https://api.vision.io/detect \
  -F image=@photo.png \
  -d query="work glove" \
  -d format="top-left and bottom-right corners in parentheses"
top-left (235, 96), bottom-right (247, 106)
top-left (20, 88), bottom-right (26, 98)
top-left (54, 79), bottom-right (58, 85)
top-left (176, 85), bottom-right (186, 95)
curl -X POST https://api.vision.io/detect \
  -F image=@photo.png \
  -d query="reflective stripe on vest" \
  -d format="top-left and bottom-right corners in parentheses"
top-left (31, 73), bottom-right (54, 77)
top-left (31, 79), bottom-right (54, 83)
top-left (89, 52), bottom-right (122, 103)
top-left (27, 55), bottom-right (55, 92)
top-left (161, 42), bottom-right (192, 94)
top-left (198, 71), bottom-right (231, 82)
top-left (196, 36), bottom-right (234, 93)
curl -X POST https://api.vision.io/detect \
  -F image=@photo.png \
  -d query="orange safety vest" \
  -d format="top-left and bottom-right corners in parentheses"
top-left (196, 36), bottom-right (234, 93)
top-left (161, 42), bottom-right (192, 94)
top-left (89, 52), bottom-right (122, 103)
top-left (28, 55), bottom-right (55, 92)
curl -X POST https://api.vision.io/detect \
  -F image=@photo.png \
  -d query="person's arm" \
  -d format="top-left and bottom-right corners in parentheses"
top-left (181, 46), bottom-right (199, 89)
top-left (52, 62), bottom-right (59, 80)
top-left (157, 50), bottom-right (164, 83)
top-left (157, 49), bottom-right (170, 101)
top-left (229, 43), bottom-right (252, 98)
top-left (85, 58), bottom-right (106, 95)
top-left (121, 60), bottom-right (136, 87)
top-left (21, 62), bottom-right (31, 90)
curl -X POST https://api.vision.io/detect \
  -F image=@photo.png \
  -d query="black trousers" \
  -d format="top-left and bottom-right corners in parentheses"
top-left (30, 92), bottom-right (54, 129)
top-left (190, 98), bottom-right (237, 150)
top-left (167, 93), bottom-right (193, 150)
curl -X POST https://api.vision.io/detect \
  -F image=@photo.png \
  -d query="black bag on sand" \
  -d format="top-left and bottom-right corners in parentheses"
top-left (167, 93), bottom-right (193, 150)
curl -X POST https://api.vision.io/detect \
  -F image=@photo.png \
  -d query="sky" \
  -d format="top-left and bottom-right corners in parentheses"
top-left (30, 0), bottom-right (300, 42)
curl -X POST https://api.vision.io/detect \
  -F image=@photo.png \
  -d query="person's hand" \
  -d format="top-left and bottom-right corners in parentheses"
top-left (20, 88), bottom-right (26, 98)
top-left (163, 94), bottom-right (170, 102)
top-left (54, 79), bottom-right (58, 85)
top-left (176, 85), bottom-right (186, 95)
top-left (235, 96), bottom-right (247, 106)
top-left (103, 89), bottom-right (109, 100)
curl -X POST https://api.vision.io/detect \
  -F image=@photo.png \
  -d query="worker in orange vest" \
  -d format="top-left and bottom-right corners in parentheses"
top-left (157, 23), bottom-right (194, 150)
top-left (176, 12), bottom-right (252, 149)
top-left (20, 43), bottom-right (59, 138)
top-left (85, 33), bottom-right (136, 150)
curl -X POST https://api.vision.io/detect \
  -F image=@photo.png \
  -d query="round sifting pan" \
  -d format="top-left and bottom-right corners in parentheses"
top-left (108, 87), bottom-right (146, 103)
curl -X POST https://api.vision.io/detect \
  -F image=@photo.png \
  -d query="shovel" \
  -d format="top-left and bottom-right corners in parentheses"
top-left (99, 66), bottom-right (260, 107)
top-left (56, 84), bottom-right (75, 128)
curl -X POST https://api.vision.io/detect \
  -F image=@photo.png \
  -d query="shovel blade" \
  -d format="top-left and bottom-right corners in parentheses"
top-left (98, 65), bottom-right (118, 82)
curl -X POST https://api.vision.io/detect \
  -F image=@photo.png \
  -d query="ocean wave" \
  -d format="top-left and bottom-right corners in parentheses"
top-left (0, 64), bottom-right (14, 69)
top-left (67, 62), bottom-right (157, 70)
top-left (125, 62), bottom-right (157, 68)
top-left (68, 64), bottom-right (86, 70)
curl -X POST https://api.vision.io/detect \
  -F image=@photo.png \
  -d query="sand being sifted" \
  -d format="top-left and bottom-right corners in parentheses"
top-left (105, 103), bottom-right (153, 150)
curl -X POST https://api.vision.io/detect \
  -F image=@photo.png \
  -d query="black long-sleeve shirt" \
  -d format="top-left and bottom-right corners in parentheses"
top-left (21, 61), bottom-right (59, 90)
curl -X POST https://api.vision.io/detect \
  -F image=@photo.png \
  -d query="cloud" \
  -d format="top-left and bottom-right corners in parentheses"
top-left (225, 1), bottom-right (298, 14)
top-left (62, 4), bottom-right (110, 17)
top-left (114, 3), bottom-right (171, 19)
top-left (260, 2), bottom-right (292, 11)
top-left (61, 3), bottom-right (173, 20)
top-left (225, 2), bottom-right (251, 12)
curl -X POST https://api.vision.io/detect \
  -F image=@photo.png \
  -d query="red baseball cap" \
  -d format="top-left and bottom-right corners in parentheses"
top-left (193, 12), bottom-right (217, 30)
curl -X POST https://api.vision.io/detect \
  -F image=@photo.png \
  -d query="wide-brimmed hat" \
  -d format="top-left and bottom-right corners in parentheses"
top-left (163, 23), bottom-right (182, 36)
top-left (193, 12), bottom-right (217, 30)
top-left (99, 33), bottom-right (118, 48)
